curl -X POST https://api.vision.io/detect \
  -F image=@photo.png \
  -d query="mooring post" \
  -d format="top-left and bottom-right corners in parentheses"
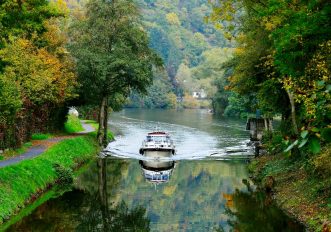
top-left (246, 116), bottom-right (273, 156)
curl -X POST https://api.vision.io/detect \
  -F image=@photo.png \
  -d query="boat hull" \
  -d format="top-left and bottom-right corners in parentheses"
top-left (140, 149), bottom-right (174, 168)
top-left (142, 149), bottom-right (174, 158)
top-left (140, 160), bottom-right (175, 169)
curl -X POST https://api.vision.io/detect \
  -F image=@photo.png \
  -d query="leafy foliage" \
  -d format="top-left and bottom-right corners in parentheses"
top-left (128, 0), bottom-right (230, 108)
top-left (0, 38), bottom-right (76, 106)
top-left (0, 0), bottom-right (77, 149)
top-left (209, 0), bottom-right (331, 155)
top-left (64, 115), bottom-right (84, 134)
top-left (69, 0), bottom-right (161, 145)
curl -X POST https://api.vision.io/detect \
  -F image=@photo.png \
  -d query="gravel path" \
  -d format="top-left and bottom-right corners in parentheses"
top-left (0, 120), bottom-right (95, 168)
top-left (78, 120), bottom-right (95, 134)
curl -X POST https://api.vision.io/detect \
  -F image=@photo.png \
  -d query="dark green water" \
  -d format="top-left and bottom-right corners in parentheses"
top-left (5, 109), bottom-right (304, 232)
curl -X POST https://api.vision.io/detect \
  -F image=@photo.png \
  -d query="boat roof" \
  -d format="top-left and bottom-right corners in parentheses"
top-left (147, 131), bottom-right (169, 136)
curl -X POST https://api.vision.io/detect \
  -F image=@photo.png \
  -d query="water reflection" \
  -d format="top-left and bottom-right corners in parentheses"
top-left (139, 160), bottom-right (175, 183)
top-left (218, 180), bottom-right (304, 232)
top-left (5, 158), bottom-right (304, 232)
top-left (6, 159), bottom-right (150, 232)
top-left (5, 110), bottom-right (304, 232)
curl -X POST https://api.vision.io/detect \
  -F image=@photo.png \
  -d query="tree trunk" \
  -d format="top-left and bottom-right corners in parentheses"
top-left (98, 158), bottom-right (109, 231)
top-left (286, 89), bottom-right (299, 135)
top-left (102, 97), bottom-right (109, 147)
top-left (97, 97), bottom-right (107, 146)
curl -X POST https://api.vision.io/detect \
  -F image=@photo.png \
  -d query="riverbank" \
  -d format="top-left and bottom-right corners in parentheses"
top-left (249, 151), bottom-right (331, 232)
top-left (0, 134), bottom-right (99, 224)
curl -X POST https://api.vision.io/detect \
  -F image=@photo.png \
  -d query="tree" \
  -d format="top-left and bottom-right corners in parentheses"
top-left (69, 0), bottom-right (161, 146)
top-left (209, 0), bottom-right (331, 153)
top-left (166, 12), bottom-right (180, 26)
top-left (0, 0), bottom-right (79, 149)
top-left (0, 38), bottom-right (76, 106)
top-left (0, 0), bottom-right (61, 71)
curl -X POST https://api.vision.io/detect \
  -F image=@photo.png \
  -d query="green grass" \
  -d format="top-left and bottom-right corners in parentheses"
top-left (64, 114), bottom-right (84, 133)
top-left (0, 187), bottom-right (67, 231)
top-left (249, 155), bottom-right (331, 231)
top-left (31, 133), bottom-right (52, 140)
top-left (0, 135), bottom-right (98, 224)
top-left (84, 120), bottom-right (114, 140)
top-left (2, 142), bottom-right (33, 159)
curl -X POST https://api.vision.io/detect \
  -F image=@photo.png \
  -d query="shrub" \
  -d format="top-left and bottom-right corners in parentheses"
top-left (53, 163), bottom-right (73, 185)
top-left (312, 144), bottom-right (331, 178)
top-left (64, 114), bottom-right (84, 133)
top-left (31, 133), bottom-right (52, 140)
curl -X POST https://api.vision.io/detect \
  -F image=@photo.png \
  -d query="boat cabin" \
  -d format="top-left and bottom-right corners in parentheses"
top-left (145, 132), bottom-right (172, 144)
top-left (142, 169), bottom-right (172, 183)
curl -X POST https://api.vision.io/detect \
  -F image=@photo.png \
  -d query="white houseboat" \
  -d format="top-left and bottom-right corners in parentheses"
top-left (139, 131), bottom-right (175, 158)
top-left (139, 160), bottom-right (175, 183)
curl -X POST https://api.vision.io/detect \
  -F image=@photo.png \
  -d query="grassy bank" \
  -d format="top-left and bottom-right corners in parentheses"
top-left (0, 134), bottom-right (99, 224)
top-left (249, 148), bottom-right (331, 231)
top-left (84, 119), bottom-right (115, 140)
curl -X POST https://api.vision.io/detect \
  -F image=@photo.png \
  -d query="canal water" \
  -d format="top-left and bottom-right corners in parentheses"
top-left (5, 109), bottom-right (304, 232)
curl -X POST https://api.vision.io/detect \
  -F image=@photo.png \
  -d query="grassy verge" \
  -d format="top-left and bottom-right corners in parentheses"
top-left (84, 120), bottom-right (114, 140)
top-left (0, 142), bottom-right (33, 160)
top-left (0, 134), bottom-right (99, 224)
top-left (249, 149), bottom-right (331, 231)
top-left (0, 187), bottom-right (67, 232)
top-left (31, 133), bottom-right (52, 140)
top-left (64, 114), bottom-right (84, 133)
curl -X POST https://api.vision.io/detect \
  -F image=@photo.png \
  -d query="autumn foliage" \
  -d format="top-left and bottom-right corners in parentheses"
top-left (0, 1), bottom-right (77, 149)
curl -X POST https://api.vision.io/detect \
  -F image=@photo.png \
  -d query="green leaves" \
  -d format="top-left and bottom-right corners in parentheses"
top-left (301, 130), bottom-right (309, 139)
top-left (284, 127), bottom-right (327, 155)
top-left (309, 137), bottom-right (321, 154)
top-left (284, 139), bottom-right (298, 153)
top-left (321, 128), bottom-right (331, 143)
top-left (298, 139), bottom-right (308, 149)
top-left (69, 0), bottom-right (161, 107)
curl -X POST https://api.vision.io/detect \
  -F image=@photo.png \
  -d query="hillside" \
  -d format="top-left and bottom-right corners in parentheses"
top-left (126, 0), bottom-right (230, 108)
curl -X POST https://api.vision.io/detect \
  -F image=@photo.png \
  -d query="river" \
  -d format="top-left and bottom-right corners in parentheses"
top-left (5, 109), bottom-right (304, 232)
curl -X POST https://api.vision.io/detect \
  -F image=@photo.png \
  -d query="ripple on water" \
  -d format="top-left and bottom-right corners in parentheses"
top-left (105, 112), bottom-right (254, 161)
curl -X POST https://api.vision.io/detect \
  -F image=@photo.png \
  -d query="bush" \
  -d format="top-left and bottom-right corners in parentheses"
top-left (31, 133), bottom-right (52, 140)
top-left (64, 114), bottom-right (84, 133)
top-left (53, 163), bottom-right (73, 185)
top-left (312, 144), bottom-right (331, 178)
top-left (262, 131), bottom-right (287, 155)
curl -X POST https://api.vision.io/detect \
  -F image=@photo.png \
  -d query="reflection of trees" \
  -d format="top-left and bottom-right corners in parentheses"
top-left (76, 159), bottom-right (150, 232)
top-left (6, 159), bottom-right (150, 231)
top-left (218, 180), bottom-right (303, 232)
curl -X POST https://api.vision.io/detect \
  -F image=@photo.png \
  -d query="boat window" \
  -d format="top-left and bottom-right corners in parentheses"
top-left (149, 136), bottom-right (167, 142)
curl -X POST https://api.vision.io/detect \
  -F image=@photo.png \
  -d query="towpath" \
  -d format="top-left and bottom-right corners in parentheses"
top-left (0, 120), bottom-right (95, 168)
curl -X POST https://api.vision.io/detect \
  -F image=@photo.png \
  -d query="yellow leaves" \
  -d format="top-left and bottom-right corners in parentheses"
top-left (261, 16), bottom-right (283, 31)
top-left (280, 41), bottom-right (331, 119)
top-left (223, 31), bottom-right (233, 41)
top-left (163, 185), bottom-right (176, 196)
top-left (281, 76), bottom-right (294, 91)
top-left (264, 21), bottom-right (276, 31)
top-left (50, 0), bottom-right (70, 16)
top-left (214, 23), bottom-right (223, 30)
top-left (0, 38), bottom-right (77, 106)
top-left (166, 12), bottom-right (180, 26)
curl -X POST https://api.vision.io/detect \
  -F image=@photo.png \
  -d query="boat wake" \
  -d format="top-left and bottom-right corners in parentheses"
top-left (102, 138), bottom-right (254, 161)
top-left (103, 113), bottom-right (253, 161)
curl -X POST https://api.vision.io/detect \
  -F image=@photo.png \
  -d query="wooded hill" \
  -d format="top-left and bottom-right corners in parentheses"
top-left (127, 0), bottom-right (232, 108)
